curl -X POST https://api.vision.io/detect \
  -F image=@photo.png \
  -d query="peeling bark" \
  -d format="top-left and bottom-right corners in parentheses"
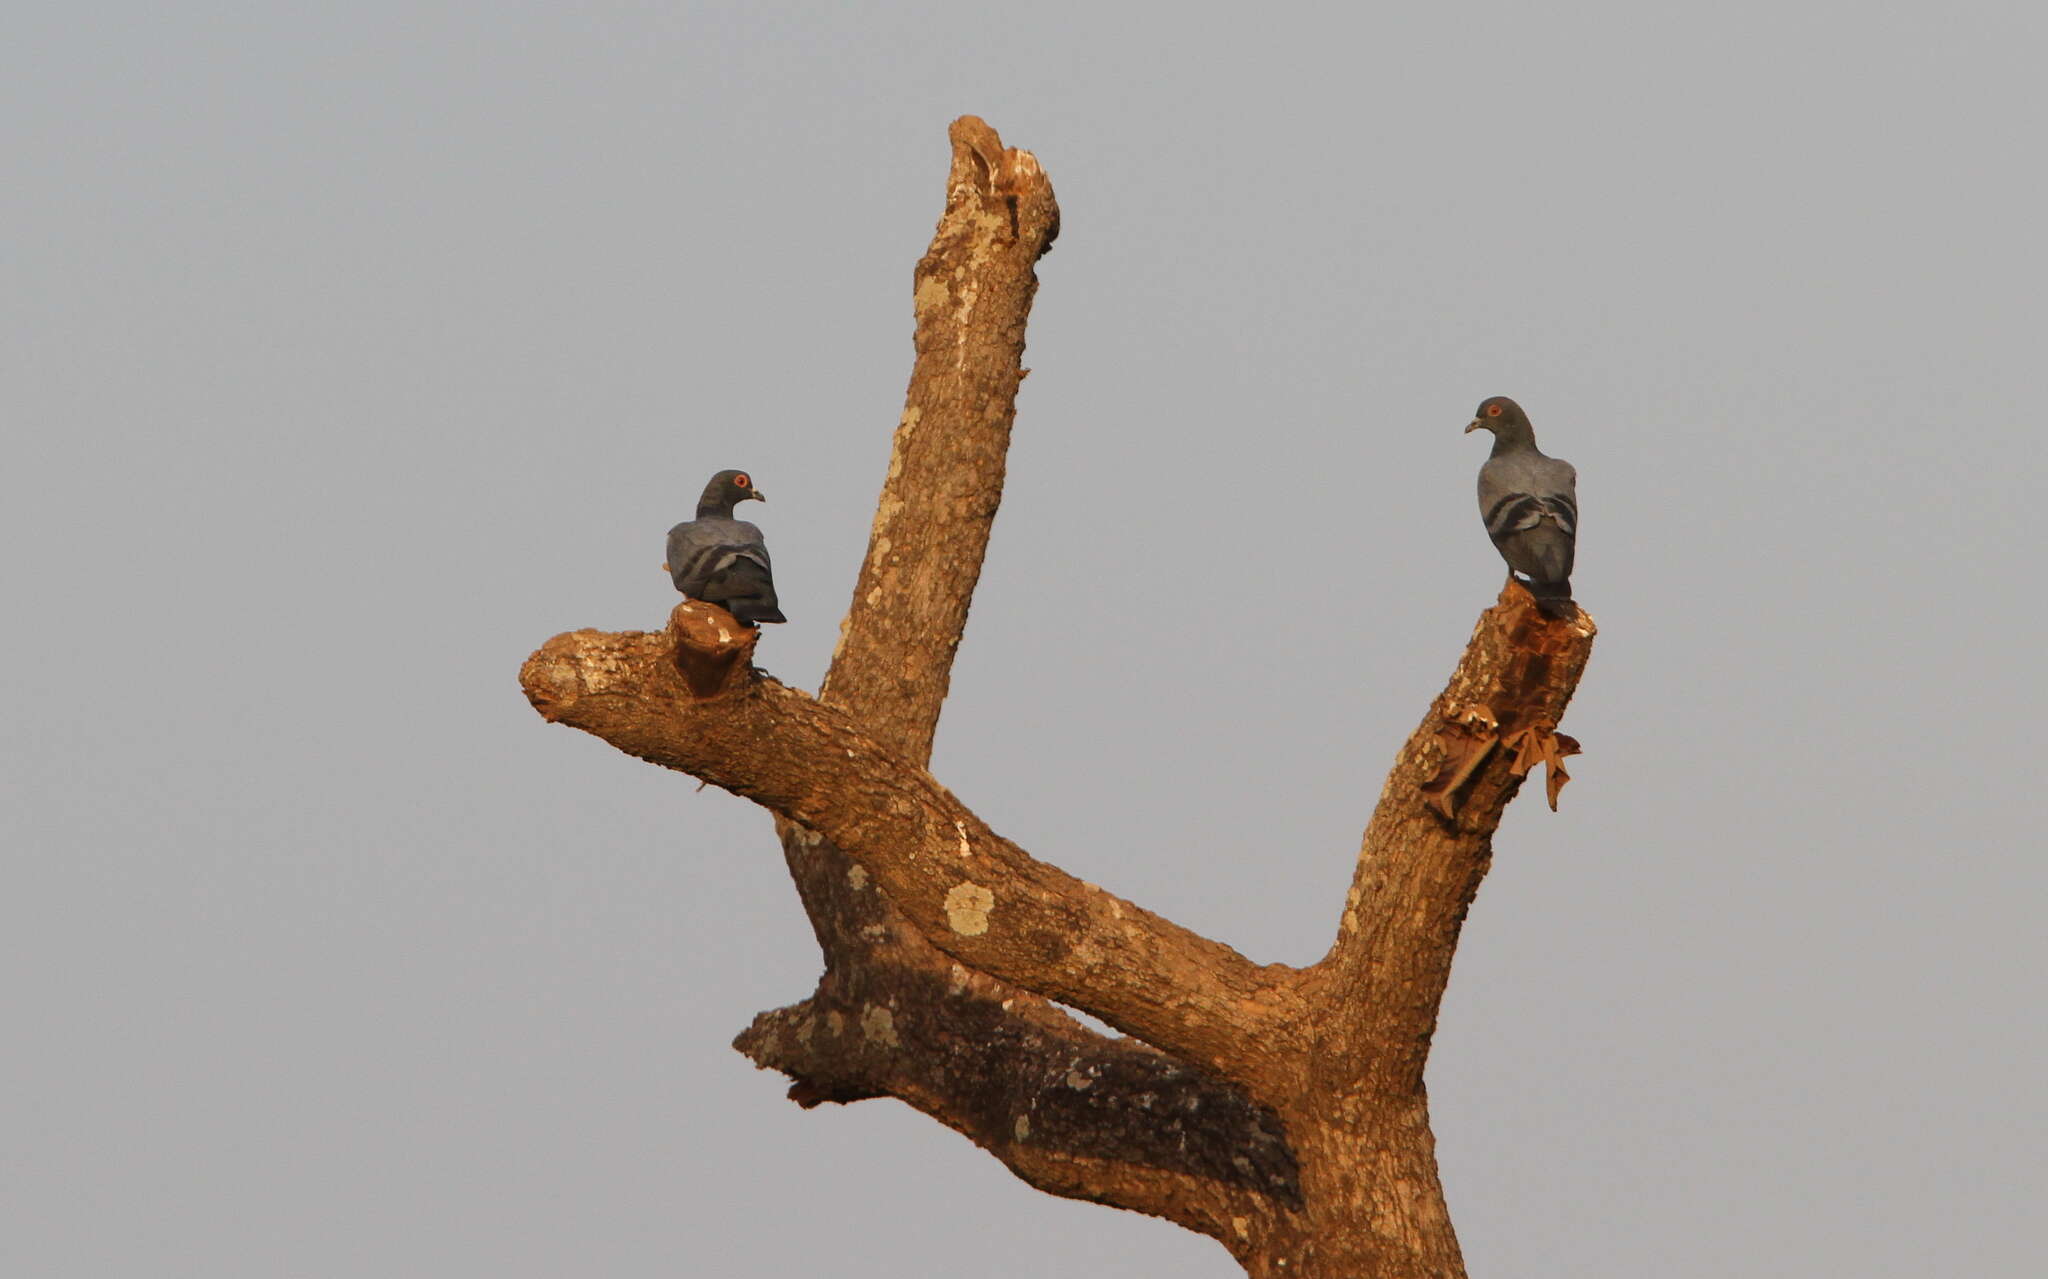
top-left (521, 117), bottom-right (1595, 1277)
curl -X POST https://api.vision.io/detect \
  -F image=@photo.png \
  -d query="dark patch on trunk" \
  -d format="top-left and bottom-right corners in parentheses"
top-left (746, 966), bottom-right (1303, 1209)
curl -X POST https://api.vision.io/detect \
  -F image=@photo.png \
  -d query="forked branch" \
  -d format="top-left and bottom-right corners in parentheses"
top-left (519, 117), bottom-right (1595, 1278)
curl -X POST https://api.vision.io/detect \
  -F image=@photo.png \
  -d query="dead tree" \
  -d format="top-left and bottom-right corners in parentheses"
top-left (519, 116), bottom-right (1595, 1279)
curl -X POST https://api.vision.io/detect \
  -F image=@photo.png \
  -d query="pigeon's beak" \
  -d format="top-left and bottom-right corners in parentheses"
top-left (1464, 419), bottom-right (1486, 434)
top-left (750, 489), bottom-right (768, 502)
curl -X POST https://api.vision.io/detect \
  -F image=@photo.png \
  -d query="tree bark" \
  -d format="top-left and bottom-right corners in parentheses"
top-left (520, 117), bottom-right (1595, 1277)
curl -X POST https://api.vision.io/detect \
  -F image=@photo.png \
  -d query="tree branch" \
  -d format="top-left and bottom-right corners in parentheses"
top-left (732, 965), bottom-right (1302, 1221)
top-left (520, 609), bottom-right (1310, 1088)
top-left (1307, 583), bottom-right (1597, 1093)
top-left (820, 113), bottom-right (1057, 766)
top-left (759, 116), bottom-right (1068, 1108)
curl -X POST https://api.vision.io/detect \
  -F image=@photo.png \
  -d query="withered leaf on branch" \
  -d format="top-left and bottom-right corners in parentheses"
top-left (1503, 723), bottom-right (1582, 811)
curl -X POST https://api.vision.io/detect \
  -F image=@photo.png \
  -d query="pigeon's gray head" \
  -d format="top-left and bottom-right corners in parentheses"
top-left (704, 466), bottom-right (770, 505)
top-left (1464, 396), bottom-right (1533, 441)
top-left (1464, 396), bottom-right (1529, 433)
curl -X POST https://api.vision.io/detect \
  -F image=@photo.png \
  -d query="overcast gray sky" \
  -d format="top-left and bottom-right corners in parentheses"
top-left (6, 2), bottom-right (2044, 1275)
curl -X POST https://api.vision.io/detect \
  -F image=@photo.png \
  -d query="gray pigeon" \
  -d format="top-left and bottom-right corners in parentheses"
top-left (1465, 396), bottom-right (1577, 618)
top-left (665, 469), bottom-right (786, 625)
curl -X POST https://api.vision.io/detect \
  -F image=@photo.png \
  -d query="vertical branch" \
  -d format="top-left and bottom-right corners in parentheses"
top-left (723, 118), bottom-right (1270, 1237)
top-left (819, 115), bottom-right (1058, 764)
top-left (767, 115), bottom-right (1057, 1015)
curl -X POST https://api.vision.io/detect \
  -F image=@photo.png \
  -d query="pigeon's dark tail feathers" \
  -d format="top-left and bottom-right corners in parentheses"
top-left (705, 558), bottom-right (786, 626)
top-left (1528, 577), bottom-right (1576, 619)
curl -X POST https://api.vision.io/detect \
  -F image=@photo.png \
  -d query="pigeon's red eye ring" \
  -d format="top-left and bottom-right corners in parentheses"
top-left (733, 473), bottom-right (751, 489)
top-left (1485, 403), bottom-right (1503, 418)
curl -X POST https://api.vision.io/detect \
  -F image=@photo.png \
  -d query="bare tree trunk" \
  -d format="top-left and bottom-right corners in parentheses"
top-left (521, 116), bottom-right (1594, 1278)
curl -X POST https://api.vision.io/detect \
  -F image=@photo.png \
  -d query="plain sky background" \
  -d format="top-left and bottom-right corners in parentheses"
top-left (6, 2), bottom-right (2044, 1275)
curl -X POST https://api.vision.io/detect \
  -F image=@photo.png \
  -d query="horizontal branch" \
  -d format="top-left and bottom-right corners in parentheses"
top-left (521, 606), bottom-right (1310, 1091)
top-left (734, 963), bottom-right (1301, 1236)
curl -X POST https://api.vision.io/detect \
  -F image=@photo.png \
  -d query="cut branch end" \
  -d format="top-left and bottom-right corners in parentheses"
top-left (669, 601), bottom-right (761, 699)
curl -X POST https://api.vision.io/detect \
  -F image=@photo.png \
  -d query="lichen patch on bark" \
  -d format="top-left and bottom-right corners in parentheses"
top-left (944, 881), bottom-right (994, 935)
top-left (860, 1004), bottom-right (899, 1048)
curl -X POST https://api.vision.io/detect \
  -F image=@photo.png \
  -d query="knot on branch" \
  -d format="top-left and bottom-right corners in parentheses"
top-left (669, 600), bottom-right (760, 699)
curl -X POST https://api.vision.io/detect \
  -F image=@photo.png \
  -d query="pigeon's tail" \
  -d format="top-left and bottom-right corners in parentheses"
top-left (1528, 577), bottom-right (1576, 619)
top-left (704, 558), bottom-right (786, 626)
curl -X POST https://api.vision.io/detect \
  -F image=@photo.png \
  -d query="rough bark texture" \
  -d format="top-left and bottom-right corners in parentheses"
top-left (520, 117), bottom-right (1596, 1277)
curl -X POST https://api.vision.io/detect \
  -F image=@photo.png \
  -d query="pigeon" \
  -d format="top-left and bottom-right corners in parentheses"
top-left (1465, 396), bottom-right (1577, 618)
top-left (665, 469), bottom-right (786, 625)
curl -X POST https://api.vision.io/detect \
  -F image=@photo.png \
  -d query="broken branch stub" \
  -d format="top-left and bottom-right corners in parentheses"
top-left (668, 601), bottom-right (761, 699)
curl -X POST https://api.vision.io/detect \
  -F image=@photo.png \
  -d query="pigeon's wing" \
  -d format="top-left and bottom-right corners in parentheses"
top-left (1534, 456), bottom-right (1577, 581)
top-left (1477, 457), bottom-right (1537, 541)
top-left (1525, 456), bottom-right (1577, 548)
top-left (1479, 453), bottom-right (1577, 584)
top-left (730, 520), bottom-right (771, 569)
top-left (667, 518), bottom-right (742, 595)
top-left (668, 517), bottom-right (784, 622)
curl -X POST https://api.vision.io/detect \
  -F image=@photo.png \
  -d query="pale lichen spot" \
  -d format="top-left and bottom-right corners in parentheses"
top-left (860, 1003), bottom-right (899, 1048)
top-left (1064, 1069), bottom-right (1092, 1090)
top-left (954, 819), bottom-right (972, 858)
top-left (913, 274), bottom-right (950, 315)
top-left (826, 1010), bottom-right (845, 1039)
top-left (944, 881), bottom-right (994, 936)
top-left (1232, 1217), bottom-right (1251, 1241)
top-left (847, 864), bottom-right (869, 891)
top-left (1013, 1114), bottom-right (1030, 1141)
top-left (796, 1016), bottom-right (815, 1047)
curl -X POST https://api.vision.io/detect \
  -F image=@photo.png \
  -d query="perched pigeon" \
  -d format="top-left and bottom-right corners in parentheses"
top-left (665, 469), bottom-right (786, 625)
top-left (1465, 396), bottom-right (1577, 618)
